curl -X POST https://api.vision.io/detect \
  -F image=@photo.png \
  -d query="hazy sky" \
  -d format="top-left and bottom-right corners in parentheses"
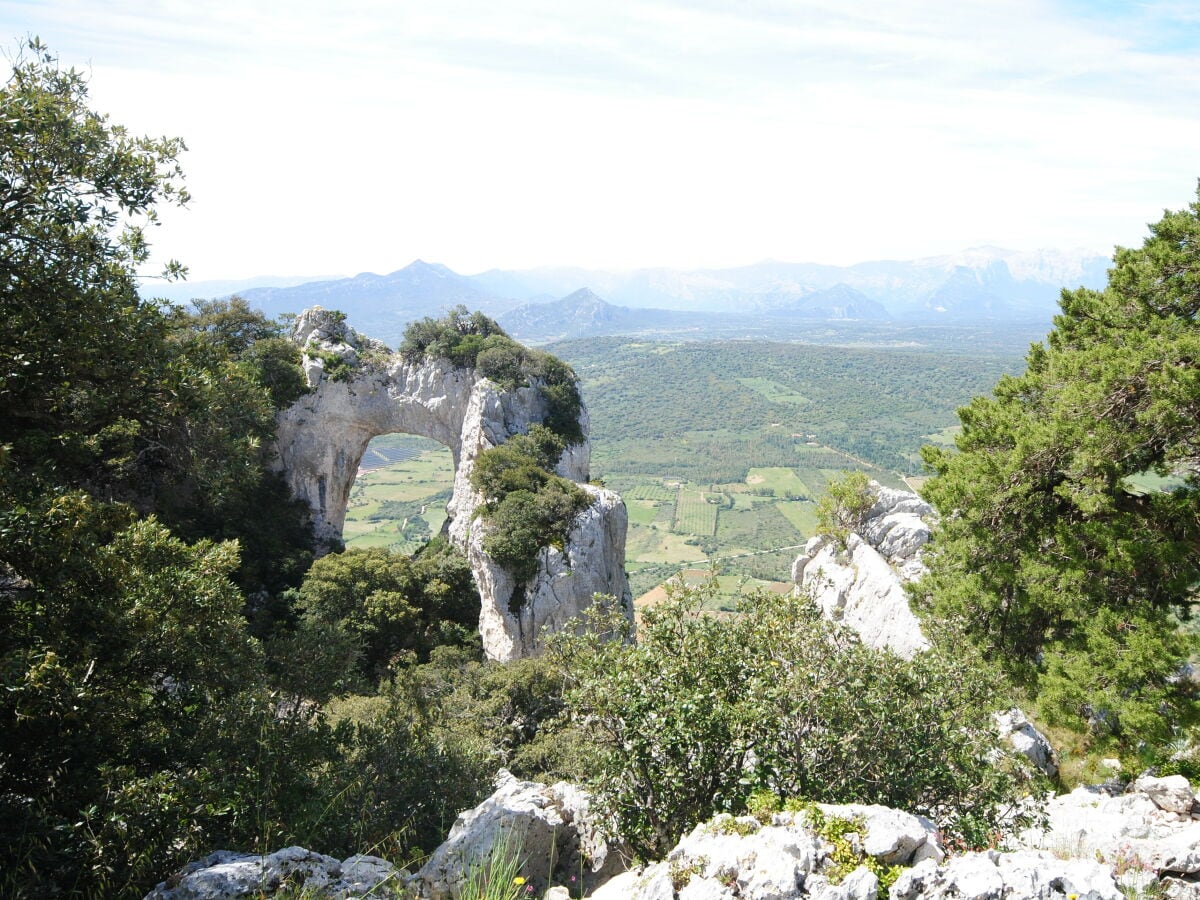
top-left (3, 0), bottom-right (1199, 281)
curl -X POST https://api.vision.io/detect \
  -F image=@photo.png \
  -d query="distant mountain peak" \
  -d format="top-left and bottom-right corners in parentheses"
top-left (561, 287), bottom-right (608, 305)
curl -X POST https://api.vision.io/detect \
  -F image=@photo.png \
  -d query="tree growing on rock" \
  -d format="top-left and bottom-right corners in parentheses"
top-left (919, 187), bottom-right (1200, 747)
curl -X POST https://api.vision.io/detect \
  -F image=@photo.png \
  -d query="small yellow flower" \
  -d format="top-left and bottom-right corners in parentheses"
top-left (513, 876), bottom-right (526, 885)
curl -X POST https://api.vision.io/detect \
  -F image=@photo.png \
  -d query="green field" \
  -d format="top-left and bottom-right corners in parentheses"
top-left (673, 491), bottom-right (718, 536)
top-left (746, 466), bottom-right (811, 498)
top-left (737, 377), bottom-right (810, 405)
top-left (343, 442), bottom-right (455, 552)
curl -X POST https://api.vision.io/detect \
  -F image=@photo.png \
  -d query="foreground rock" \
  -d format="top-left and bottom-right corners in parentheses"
top-left (151, 777), bottom-right (1200, 900)
top-left (1016, 778), bottom-right (1200, 886)
top-left (273, 307), bottom-right (632, 661)
top-left (144, 847), bottom-right (401, 899)
top-left (791, 482), bottom-right (933, 658)
top-left (592, 803), bottom-right (944, 900)
top-left (412, 769), bottom-right (625, 899)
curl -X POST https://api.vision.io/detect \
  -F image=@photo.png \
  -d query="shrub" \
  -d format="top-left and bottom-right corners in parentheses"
top-left (552, 577), bottom-right (1032, 858)
top-left (471, 425), bottom-right (591, 589)
top-left (401, 308), bottom-right (584, 446)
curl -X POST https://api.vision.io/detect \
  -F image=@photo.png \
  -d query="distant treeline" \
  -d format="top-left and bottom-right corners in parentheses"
top-left (551, 337), bottom-right (1022, 479)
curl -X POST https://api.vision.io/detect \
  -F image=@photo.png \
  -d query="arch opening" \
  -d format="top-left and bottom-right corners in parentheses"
top-left (342, 434), bottom-right (456, 553)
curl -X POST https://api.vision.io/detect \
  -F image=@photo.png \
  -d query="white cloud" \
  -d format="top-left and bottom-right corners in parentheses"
top-left (2, 0), bottom-right (1198, 278)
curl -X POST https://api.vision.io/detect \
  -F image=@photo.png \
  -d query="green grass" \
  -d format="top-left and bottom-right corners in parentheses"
top-left (737, 376), bottom-right (810, 405)
top-left (746, 467), bottom-right (811, 498)
top-left (775, 500), bottom-right (819, 536)
top-left (673, 491), bottom-right (718, 536)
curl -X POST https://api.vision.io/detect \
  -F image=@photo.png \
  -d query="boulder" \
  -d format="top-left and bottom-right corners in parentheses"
top-left (1135, 775), bottom-right (1197, 817)
top-left (273, 307), bottom-right (632, 661)
top-left (411, 770), bottom-right (624, 899)
top-left (993, 709), bottom-right (1059, 779)
top-left (890, 850), bottom-right (1121, 900)
top-left (143, 847), bottom-right (401, 899)
top-left (598, 803), bottom-right (941, 900)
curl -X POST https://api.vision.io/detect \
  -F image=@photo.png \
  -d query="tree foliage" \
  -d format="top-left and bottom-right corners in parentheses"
top-left (470, 425), bottom-right (591, 587)
top-left (919, 188), bottom-right (1200, 744)
top-left (553, 580), bottom-right (1030, 859)
top-left (286, 538), bottom-right (480, 690)
top-left (401, 306), bottom-right (584, 444)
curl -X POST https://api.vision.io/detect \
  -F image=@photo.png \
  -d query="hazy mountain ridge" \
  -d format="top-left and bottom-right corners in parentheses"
top-left (178, 248), bottom-right (1110, 344)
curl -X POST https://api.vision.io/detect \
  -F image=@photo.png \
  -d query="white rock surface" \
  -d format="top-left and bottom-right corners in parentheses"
top-left (273, 307), bottom-right (632, 661)
top-left (994, 709), bottom-right (1059, 779)
top-left (1016, 783), bottom-right (1200, 876)
top-left (1135, 775), bottom-right (1197, 816)
top-left (890, 850), bottom-right (1121, 900)
top-left (143, 846), bottom-right (401, 899)
top-left (791, 482), bottom-right (932, 659)
top-left (412, 770), bottom-right (624, 899)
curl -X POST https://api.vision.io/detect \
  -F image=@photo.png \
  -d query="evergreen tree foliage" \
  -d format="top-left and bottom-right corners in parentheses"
top-left (920, 188), bottom-right (1200, 744)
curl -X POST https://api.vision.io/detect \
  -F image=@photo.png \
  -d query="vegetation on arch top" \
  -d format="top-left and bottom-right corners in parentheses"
top-left (400, 305), bottom-right (584, 445)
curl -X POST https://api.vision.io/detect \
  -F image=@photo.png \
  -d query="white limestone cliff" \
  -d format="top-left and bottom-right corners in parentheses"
top-left (272, 307), bottom-right (632, 661)
top-left (791, 482), bottom-right (933, 659)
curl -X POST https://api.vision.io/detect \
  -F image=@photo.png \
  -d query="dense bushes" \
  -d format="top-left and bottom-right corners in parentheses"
top-left (401, 306), bottom-right (584, 445)
top-left (469, 425), bottom-right (591, 586)
top-left (278, 538), bottom-right (480, 691)
top-left (551, 578), bottom-right (1033, 859)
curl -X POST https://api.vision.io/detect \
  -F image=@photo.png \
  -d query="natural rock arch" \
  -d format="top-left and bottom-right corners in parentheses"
top-left (273, 308), bottom-right (632, 660)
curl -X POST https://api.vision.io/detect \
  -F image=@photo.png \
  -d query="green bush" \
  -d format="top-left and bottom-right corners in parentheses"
top-left (471, 425), bottom-right (591, 589)
top-left (288, 538), bottom-right (480, 689)
top-left (401, 307), bottom-right (583, 445)
top-left (551, 578), bottom-right (1033, 859)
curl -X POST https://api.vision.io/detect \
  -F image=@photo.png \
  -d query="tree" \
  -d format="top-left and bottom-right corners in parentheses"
top-left (815, 470), bottom-right (875, 548)
top-left (0, 38), bottom-right (188, 489)
top-left (919, 187), bottom-right (1200, 745)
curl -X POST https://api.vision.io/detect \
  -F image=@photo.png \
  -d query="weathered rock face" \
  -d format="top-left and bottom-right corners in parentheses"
top-left (143, 846), bottom-right (401, 899)
top-left (411, 770), bottom-right (626, 899)
top-left (592, 803), bottom-right (943, 900)
top-left (273, 308), bottom-right (631, 661)
top-left (791, 482), bottom-right (932, 659)
top-left (1016, 781), bottom-right (1200, 879)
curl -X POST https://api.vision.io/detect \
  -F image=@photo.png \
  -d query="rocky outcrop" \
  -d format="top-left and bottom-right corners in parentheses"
top-left (411, 770), bottom-right (625, 899)
top-left (591, 803), bottom-right (944, 900)
top-left (1016, 780), bottom-right (1200, 881)
top-left (993, 709), bottom-right (1059, 780)
top-left (144, 847), bottom-right (401, 899)
top-left (150, 778), bottom-right (1200, 900)
top-left (791, 483), bottom-right (932, 659)
top-left (273, 308), bottom-right (631, 661)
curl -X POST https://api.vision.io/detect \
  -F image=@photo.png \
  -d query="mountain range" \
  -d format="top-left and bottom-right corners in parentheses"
top-left (150, 248), bottom-right (1110, 346)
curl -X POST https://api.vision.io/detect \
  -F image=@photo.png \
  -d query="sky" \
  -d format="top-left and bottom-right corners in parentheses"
top-left (2, 0), bottom-right (1199, 281)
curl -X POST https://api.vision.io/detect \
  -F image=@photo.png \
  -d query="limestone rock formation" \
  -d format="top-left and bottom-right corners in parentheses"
top-left (143, 846), bottom-right (401, 899)
top-left (1016, 781), bottom-right (1200, 881)
top-left (411, 769), bottom-right (625, 899)
top-left (272, 308), bottom-right (631, 661)
top-left (993, 709), bottom-right (1059, 780)
top-left (791, 482), bottom-right (932, 659)
top-left (592, 803), bottom-right (942, 900)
